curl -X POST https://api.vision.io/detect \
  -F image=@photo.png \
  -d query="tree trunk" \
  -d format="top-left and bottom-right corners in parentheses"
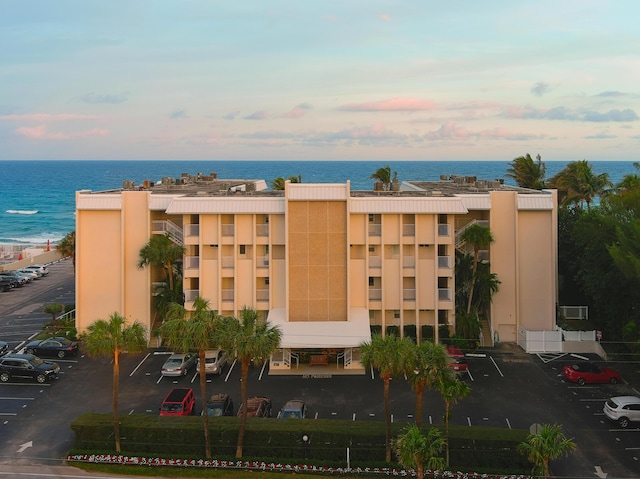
top-left (113, 351), bottom-right (121, 453)
top-left (235, 359), bottom-right (250, 458)
top-left (466, 248), bottom-right (479, 314)
top-left (445, 403), bottom-right (450, 466)
top-left (383, 374), bottom-right (391, 463)
top-left (415, 385), bottom-right (424, 426)
top-left (199, 349), bottom-right (211, 459)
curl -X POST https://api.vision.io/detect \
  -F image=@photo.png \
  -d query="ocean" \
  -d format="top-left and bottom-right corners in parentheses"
top-left (0, 159), bottom-right (636, 245)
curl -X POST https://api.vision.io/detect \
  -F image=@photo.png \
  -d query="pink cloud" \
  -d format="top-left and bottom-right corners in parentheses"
top-left (282, 103), bottom-right (313, 119)
top-left (424, 121), bottom-right (543, 141)
top-left (379, 13), bottom-right (391, 21)
top-left (15, 125), bottom-right (108, 140)
top-left (339, 98), bottom-right (437, 112)
top-left (0, 113), bottom-right (101, 122)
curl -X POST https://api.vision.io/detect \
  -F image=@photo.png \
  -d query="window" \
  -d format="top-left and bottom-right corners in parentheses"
top-left (239, 245), bottom-right (246, 255)
top-left (265, 278), bottom-right (270, 285)
top-left (369, 214), bottom-right (375, 223)
top-left (369, 277), bottom-right (375, 286)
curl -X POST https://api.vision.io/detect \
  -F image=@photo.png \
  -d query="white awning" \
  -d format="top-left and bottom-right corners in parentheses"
top-left (267, 307), bottom-right (371, 348)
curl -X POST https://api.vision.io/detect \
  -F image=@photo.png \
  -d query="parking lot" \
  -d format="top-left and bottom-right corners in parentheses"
top-left (1, 260), bottom-right (639, 477)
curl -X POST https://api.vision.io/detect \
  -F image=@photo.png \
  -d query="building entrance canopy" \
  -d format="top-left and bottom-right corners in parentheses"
top-left (267, 308), bottom-right (371, 349)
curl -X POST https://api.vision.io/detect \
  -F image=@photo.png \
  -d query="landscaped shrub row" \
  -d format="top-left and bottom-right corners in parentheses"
top-left (71, 414), bottom-right (530, 472)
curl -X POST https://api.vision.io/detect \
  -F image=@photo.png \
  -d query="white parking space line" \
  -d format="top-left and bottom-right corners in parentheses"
top-left (489, 356), bottom-right (504, 377)
top-left (467, 369), bottom-right (474, 381)
top-left (156, 375), bottom-right (163, 384)
top-left (506, 418), bottom-right (512, 429)
top-left (129, 353), bottom-right (151, 376)
top-left (224, 359), bottom-right (237, 382)
top-left (467, 417), bottom-right (472, 426)
top-left (352, 413), bottom-right (356, 421)
top-left (259, 361), bottom-right (268, 380)
top-left (0, 397), bottom-right (35, 400)
top-left (0, 413), bottom-right (17, 416)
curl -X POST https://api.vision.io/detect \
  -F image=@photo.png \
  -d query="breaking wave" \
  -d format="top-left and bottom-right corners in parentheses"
top-left (6, 209), bottom-right (39, 215)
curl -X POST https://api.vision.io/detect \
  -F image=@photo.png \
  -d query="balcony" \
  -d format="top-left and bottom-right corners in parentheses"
top-left (221, 224), bottom-right (234, 237)
top-left (438, 256), bottom-right (451, 269)
top-left (403, 224), bottom-right (415, 236)
top-left (222, 256), bottom-right (234, 269)
top-left (403, 288), bottom-right (416, 301)
top-left (438, 224), bottom-right (450, 236)
top-left (256, 289), bottom-right (269, 302)
top-left (257, 256), bottom-right (269, 268)
top-left (221, 289), bottom-right (234, 302)
top-left (184, 256), bottom-right (199, 270)
top-left (184, 224), bottom-right (200, 237)
top-left (369, 256), bottom-right (381, 268)
top-left (256, 224), bottom-right (269, 237)
top-left (184, 289), bottom-right (199, 302)
top-left (403, 256), bottom-right (415, 269)
top-left (151, 220), bottom-right (183, 245)
top-left (438, 288), bottom-right (452, 302)
top-left (368, 288), bottom-right (382, 301)
top-left (368, 224), bottom-right (381, 237)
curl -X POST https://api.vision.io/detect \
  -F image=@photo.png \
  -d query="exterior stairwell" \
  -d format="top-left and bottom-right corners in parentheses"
top-left (480, 318), bottom-right (493, 347)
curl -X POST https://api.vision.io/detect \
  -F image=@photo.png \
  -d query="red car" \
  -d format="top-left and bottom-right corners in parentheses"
top-left (447, 346), bottom-right (468, 374)
top-left (562, 362), bottom-right (621, 386)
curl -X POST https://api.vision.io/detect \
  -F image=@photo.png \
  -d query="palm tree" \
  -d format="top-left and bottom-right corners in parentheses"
top-left (435, 373), bottom-right (471, 466)
top-left (394, 425), bottom-right (446, 479)
top-left (406, 341), bottom-right (450, 426)
top-left (56, 231), bottom-right (76, 269)
top-left (459, 224), bottom-right (494, 315)
top-left (80, 312), bottom-right (147, 453)
top-left (370, 165), bottom-right (392, 190)
top-left (270, 175), bottom-right (302, 190)
top-left (549, 160), bottom-right (612, 210)
top-left (506, 153), bottom-right (546, 189)
top-left (216, 307), bottom-right (281, 459)
top-left (518, 423), bottom-right (576, 478)
top-left (360, 333), bottom-right (413, 462)
top-left (137, 233), bottom-right (186, 291)
top-left (43, 302), bottom-right (65, 323)
top-left (159, 296), bottom-right (220, 459)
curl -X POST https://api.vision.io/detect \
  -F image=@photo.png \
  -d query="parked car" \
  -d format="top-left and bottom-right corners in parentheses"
top-left (0, 277), bottom-right (15, 291)
top-left (17, 268), bottom-right (41, 279)
top-left (0, 273), bottom-right (26, 287)
top-left (159, 388), bottom-right (195, 416)
top-left (7, 270), bottom-right (34, 283)
top-left (447, 346), bottom-right (469, 374)
top-left (203, 393), bottom-right (234, 417)
top-left (238, 396), bottom-right (272, 418)
top-left (25, 264), bottom-right (49, 276)
top-left (562, 362), bottom-right (621, 385)
top-left (161, 353), bottom-right (197, 377)
top-left (25, 337), bottom-right (79, 358)
top-left (197, 349), bottom-right (228, 375)
top-left (604, 396), bottom-right (640, 428)
top-left (277, 400), bottom-right (307, 419)
top-left (0, 340), bottom-right (8, 356)
top-left (0, 354), bottom-right (60, 383)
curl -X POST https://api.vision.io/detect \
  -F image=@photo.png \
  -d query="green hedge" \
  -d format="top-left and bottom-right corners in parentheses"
top-left (71, 414), bottom-right (530, 472)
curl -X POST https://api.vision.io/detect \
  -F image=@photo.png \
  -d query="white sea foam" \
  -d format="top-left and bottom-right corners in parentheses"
top-left (6, 209), bottom-right (39, 215)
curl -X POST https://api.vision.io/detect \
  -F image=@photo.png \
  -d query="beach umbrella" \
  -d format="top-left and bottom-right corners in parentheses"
top-left (18, 253), bottom-right (23, 260)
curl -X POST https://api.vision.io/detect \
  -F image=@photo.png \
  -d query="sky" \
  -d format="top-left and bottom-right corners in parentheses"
top-left (1, 1), bottom-right (639, 161)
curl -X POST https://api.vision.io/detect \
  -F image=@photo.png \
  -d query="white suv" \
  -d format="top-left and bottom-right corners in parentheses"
top-left (604, 396), bottom-right (640, 428)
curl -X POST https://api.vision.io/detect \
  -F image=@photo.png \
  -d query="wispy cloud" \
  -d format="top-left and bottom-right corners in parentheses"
top-left (282, 103), bottom-right (313, 119)
top-left (339, 98), bottom-right (437, 112)
top-left (379, 13), bottom-right (391, 22)
top-left (223, 110), bottom-right (240, 121)
top-left (423, 121), bottom-right (542, 141)
top-left (530, 82), bottom-right (552, 97)
top-left (80, 92), bottom-right (129, 104)
top-left (585, 132), bottom-right (617, 139)
top-left (0, 113), bottom-right (101, 122)
top-left (244, 110), bottom-right (270, 120)
top-left (15, 125), bottom-right (108, 140)
top-left (169, 109), bottom-right (187, 120)
top-left (502, 106), bottom-right (638, 122)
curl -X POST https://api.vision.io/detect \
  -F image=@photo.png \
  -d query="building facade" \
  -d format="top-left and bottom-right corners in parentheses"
top-left (75, 173), bottom-right (557, 373)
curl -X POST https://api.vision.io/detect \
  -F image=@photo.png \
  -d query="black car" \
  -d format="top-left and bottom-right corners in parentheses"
top-left (203, 393), bottom-right (234, 417)
top-left (0, 277), bottom-right (15, 291)
top-left (0, 273), bottom-right (26, 287)
top-left (25, 337), bottom-right (79, 358)
top-left (0, 354), bottom-right (60, 383)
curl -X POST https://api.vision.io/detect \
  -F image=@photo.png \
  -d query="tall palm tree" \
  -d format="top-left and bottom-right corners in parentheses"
top-left (406, 341), bottom-right (450, 426)
top-left (56, 231), bottom-right (76, 269)
top-left (137, 233), bottom-right (186, 291)
top-left (216, 307), bottom-right (281, 459)
top-left (435, 373), bottom-right (471, 466)
top-left (270, 175), bottom-right (302, 190)
top-left (394, 425), bottom-right (446, 479)
top-left (549, 160), bottom-right (612, 210)
top-left (506, 153), bottom-right (546, 189)
top-left (360, 333), bottom-right (413, 462)
top-left (370, 165), bottom-right (393, 190)
top-left (518, 423), bottom-right (575, 478)
top-left (459, 224), bottom-right (494, 314)
top-left (80, 313), bottom-right (147, 453)
top-left (159, 296), bottom-right (220, 459)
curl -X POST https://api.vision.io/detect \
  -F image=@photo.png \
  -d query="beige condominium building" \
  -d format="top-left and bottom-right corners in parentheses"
top-left (75, 172), bottom-right (557, 374)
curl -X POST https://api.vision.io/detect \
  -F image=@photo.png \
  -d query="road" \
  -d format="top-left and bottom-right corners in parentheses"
top-left (0, 260), bottom-right (639, 477)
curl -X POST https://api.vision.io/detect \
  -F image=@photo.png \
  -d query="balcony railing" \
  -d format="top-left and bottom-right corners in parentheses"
top-left (438, 288), bottom-right (452, 301)
top-left (438, 224), bottom-right (450, 236)
top-left (221, 224), bottom-right (234, 237)
top-left (256, 289), bottom-right (269, 301)
top-left (403, 288), bottom-right (416, 301)
top-left (403, 224), bottom-right (415, 236)
top-left (221, 289), bottom-right (234, 302)
top-left (256, 224), bottom-right (269, 237)
top-left (369, 256), bottom-right (381, 268)
top-left (222, 256), bottom-right (234, 269)
top-left (151, 220), bottom-right (183, 245)
top-left (184, 224), bottom-right (200, 237)
top-left (403, 256), bottom-right (415, 269)
top-left (438, 256), bottom-right (451, 269)
top-left (184, 256), bottom-right (199, 269)
top-left (369, 288), bottom-right (382, 301)
top-left (184, 289), bottom-right (199, 302)
top-left (257, 256), bottom-right (269, 268)
top-left (368, 224), bottom-right (381, 236)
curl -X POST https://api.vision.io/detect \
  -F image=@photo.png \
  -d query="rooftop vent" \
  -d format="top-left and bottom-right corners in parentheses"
top-left (122, 180), bottom-right (135, 190)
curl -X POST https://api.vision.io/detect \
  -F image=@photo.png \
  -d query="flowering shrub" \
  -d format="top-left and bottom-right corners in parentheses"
top-left (67, 454), bottom-right (533, 478)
